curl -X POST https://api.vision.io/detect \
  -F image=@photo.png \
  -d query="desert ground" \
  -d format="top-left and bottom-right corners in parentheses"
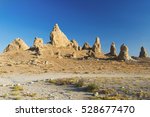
top-left (0, 48), bottom-right (150, 100)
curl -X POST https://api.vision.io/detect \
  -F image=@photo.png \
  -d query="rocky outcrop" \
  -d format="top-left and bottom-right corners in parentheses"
top-left (82, 42), bottom-right (91, 50)
top-left (4, 38), bottom-right (29, 52)
top-left (33, 37), bottom-right (43, 49)
top-left (70, 39), bottom-right (79, 51)
top-left (139, 46), bottom-right (148, 58)
top-left (50, 24), bottom-right (71, 47)
top-left (87, 50), bottom-right (96, 58)
top-left (118, 44), bottom-right (130, 61)
top-left (92, 37), bottom-right (101, 53)
top-left (72, 52), bottom-right (77, 58)
top-left (109, 42), bottom-right (117, 56)
top-left (78, 46), bottom-right (82, 51)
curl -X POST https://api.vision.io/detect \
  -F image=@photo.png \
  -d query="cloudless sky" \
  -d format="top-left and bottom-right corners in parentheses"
top-left (0, 0), bottom-right (150, 56)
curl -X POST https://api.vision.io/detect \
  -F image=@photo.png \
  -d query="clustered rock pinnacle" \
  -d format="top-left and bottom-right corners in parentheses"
top-left (3, 23), bottom-right (149, 60)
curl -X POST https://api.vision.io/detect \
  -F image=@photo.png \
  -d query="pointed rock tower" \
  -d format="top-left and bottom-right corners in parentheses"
top-left (50, 24), bottom-right (71, 47)
top-left (139, 46), bottom-right (148, 58)
top-left (4, 38), bottom-right (29, 52)
top-left (110, 42), bottom-right (117, 56)
top-left (92, 37), bottom-right (101, 53)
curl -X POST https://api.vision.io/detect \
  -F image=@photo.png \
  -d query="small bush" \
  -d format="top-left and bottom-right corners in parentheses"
top-left (23, 93), bottom-right (37, 97)
top-left (86, 83), bottom-right (99, 92)
top-left (75, 79), bottom-right (84, 87)
top-left (48, 78), bottom-right (78, 85)
top-left (12, 85), bottom-right (23, 91)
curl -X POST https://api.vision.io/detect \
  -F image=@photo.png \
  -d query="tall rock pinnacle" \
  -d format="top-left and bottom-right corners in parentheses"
top-left (139, 46), bottom-right (148, 58)
top-left (118, 44), bottom-right (130, 61)
top-left (92, 37), bottom-right (102, 53)
top-left (50, 24), bottom-right (71, 47)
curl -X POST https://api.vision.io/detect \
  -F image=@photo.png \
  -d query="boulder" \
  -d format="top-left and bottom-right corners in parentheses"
top-left (92, 37), bottom-right (101, 53)
top-left (56, 51), bottom-right (62, 59)
top-left (109, 42), bottom-right (117, 56)
top-left (82, 42), bottom-right (91, 50)
top-left (139, 46), bottom-right (148, 58)
top-left (4, 38), bottom-right (29, 52)
top-left (50, 24), bottom-right (71, 47)
top-left (33, 37), bottom-right (43, 48)
top-left (118, 44), bottom-right (130, 61)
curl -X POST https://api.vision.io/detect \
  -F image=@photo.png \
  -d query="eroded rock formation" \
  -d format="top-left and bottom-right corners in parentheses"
top-left (70, 39), bottom-right (79, 51)
top-left (92, 37), bottom-right (101, 53)
top-left (118, 44), bottom-right (130, 61)
top-left (33, 37), bottom-right (43, 49)
top-left (110, 42), bottom-right (117, 56)
top-left (139, 46), bottom-right (148, 58)
top-left (82, 42), bottom-right (91, 50)
top-left (50, 24), bottom-right (71, 47)
top-left (4, 38), bottom-right (29, 52)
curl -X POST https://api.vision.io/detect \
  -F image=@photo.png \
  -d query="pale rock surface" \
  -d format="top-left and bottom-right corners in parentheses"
top-left (4, 38), bottom-right (29, 52)
top-left (50, 24), bottom-right (71, 47)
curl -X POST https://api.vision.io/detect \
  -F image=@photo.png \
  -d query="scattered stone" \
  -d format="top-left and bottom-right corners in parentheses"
top-left (7, 63), bottom-right (13, 66)
top-left (44, 61), bottom-right (49, 65)
top-left (57, 51), bottom-right (62, 59)
top-left (72, 52), bottom-right (77, 58)
top-left (33, 37), bottom-right (43, 49)
top-left (4, 38), bottom-right (29, 52)
top-left (92, 37), bottom-right (101, 53)
top-left (139, 46), bottom-right (148, 58)
top-left (118, 44), bottom-right (130, 61)
top-left (82, 42), bottom-right (91, 50)
top-left (30, 59), bottom-right (39, 65)
top-left (93, 92), bottom-right (99, 97)
top-left (50, 24), bottom-right (71, 47)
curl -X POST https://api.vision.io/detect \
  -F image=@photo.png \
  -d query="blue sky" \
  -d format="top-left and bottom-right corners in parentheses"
top-left (0, 0), bottom-right (150, 56)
